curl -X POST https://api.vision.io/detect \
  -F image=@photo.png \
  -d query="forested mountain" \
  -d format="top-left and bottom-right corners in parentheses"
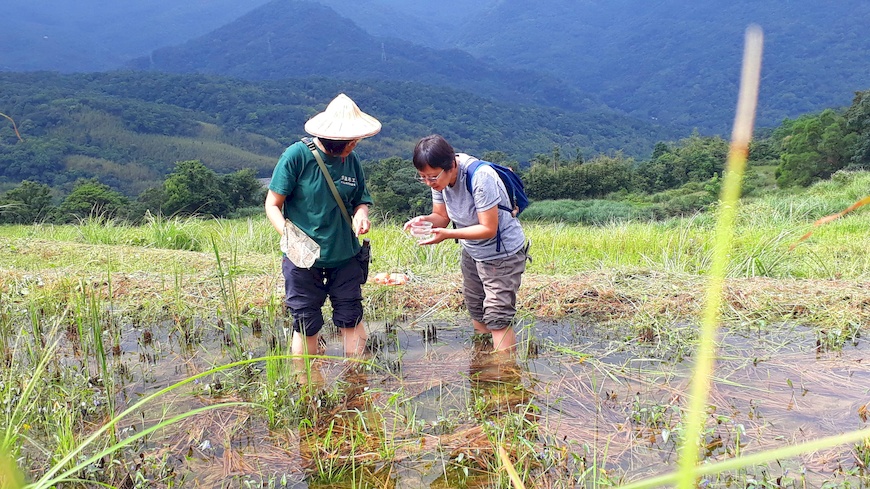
top-left (315, 0), bottom-right (870, 134)
top-left (304, 0), bottom-right (498, 50)
top-left (0, 71), bottom-right (679, 197)
top-left (6, 0), bottom-right (867, 138)
top-left (125, 0), bottom-right (609, 115)
top-left (0, 0), bottom-right (271, 72)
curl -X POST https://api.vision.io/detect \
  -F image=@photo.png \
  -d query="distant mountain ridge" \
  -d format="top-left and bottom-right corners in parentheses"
top-left (4, 0), bottom-right (868, 137)
top-left (126, 0), bottom-right (611, 116)
top-left (0, 0), bottom-right (272, 72)
top-left (314, 0), bottom-right (870, 133)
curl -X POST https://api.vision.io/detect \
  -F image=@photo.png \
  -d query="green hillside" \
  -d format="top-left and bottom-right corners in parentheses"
top-left (0, 71), bottom-right (680, 196)
top-left (456, 0), bottom-right (870, 133)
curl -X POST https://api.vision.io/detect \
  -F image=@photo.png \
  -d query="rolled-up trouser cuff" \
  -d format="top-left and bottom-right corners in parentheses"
top-left (291, 309), bottom-right (325, 337)
top-left (331, 298), bottom-right (363, 329)
top-left (460, 247), bottom-right (526, 331)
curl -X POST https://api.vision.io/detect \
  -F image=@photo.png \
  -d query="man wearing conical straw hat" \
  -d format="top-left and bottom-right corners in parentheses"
top-left (265, 93), bottom-right (381, 358)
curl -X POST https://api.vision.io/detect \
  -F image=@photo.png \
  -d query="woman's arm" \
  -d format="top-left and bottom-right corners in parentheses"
top-left (421, 204), bottom-right (498, 244)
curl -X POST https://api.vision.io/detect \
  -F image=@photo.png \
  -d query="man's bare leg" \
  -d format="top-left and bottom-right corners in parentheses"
top-left (292, 330), bottom-right (320, 356)
top-left (341, 321), bottom-right (368, 356)
top-left (292, 331), bottom-right (323, 385)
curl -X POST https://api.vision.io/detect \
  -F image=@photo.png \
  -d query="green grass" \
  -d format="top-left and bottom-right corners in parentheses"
top-left (0, 170), bottom-right (868, 487)
top-left (1, 170), bottom-right (868, 281)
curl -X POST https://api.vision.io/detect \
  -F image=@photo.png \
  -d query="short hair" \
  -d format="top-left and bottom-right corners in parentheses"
top-left (413, 134), bottom-right (455, 171)
top-left (319, 138), bottom-right (354, 155)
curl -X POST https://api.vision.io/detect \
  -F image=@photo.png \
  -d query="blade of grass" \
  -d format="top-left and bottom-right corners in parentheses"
top-left (622, 426), bottom-right (870, 489)
top-left (790, 195), bottom-right (870, 249)
top-left (2, 339), bottom-right (56, 453)
top-left (0, 450), bottom-right (25, 489)
top-left (675, 24), bottom-right (763, 489)
top-left (498, 445), bottom-right (526, 489)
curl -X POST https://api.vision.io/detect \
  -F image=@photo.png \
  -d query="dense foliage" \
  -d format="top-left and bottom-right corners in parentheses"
top-left (0, 161), bottom-right (264, 224)
top-left (773, 91), bottom-right (870, 188)
top-left (0, 71), bottom-right (678, 193)
top-left (360, 88), bottom-right (870, 222)
top-left (1, 74), bottom-right (867, 225)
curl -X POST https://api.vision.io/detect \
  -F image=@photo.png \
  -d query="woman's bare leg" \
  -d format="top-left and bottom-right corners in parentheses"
top-left (490, 326), bottom-right (516, 352)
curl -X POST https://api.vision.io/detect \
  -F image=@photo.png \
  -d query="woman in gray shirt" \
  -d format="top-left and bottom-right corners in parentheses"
top-left (404, 134), bottom-right (528, 352)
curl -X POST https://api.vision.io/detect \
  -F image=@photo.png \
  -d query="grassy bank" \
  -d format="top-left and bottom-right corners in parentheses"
top-left (1, 172), bottom-right (868, 331)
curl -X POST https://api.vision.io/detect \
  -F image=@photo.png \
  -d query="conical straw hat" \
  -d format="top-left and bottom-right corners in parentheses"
top-left (304, 93), bottom-right (382, 140)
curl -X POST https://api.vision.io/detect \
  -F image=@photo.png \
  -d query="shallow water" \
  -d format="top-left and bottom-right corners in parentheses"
top-left (44, 314), bottom-right (870, 487)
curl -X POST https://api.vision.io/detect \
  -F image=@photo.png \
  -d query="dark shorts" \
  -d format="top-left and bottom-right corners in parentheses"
top-left (460, 243), bottom-right (528, 330)
top-left (282, 253), bottom-right (365, 337)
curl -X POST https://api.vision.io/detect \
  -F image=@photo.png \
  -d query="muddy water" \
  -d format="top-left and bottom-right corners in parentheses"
top-left (110, 316), bottom-right (870, 488)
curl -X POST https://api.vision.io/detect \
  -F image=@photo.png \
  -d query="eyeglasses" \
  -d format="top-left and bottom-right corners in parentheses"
top-left (415, 168), bottom-right (445, 183)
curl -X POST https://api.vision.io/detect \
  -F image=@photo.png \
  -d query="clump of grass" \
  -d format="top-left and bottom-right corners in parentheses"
top-left (852, 438), bottom-right (870, 477)
top-left (75, 212), bottom-right (132, 245)
top-left (815, 323), bottom-right (861, 353)
top-left (139, 211), bottom-right (200, 251)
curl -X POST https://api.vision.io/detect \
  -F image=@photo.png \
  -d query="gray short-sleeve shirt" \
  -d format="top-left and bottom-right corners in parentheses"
top-left (432, 153), bottom-right (526, 261)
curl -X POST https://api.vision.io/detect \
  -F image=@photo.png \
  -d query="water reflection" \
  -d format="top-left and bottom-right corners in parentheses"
top-left (67, 312), bottom-right (870, 487)
top-left (468, 340), bottom-right (528, 417)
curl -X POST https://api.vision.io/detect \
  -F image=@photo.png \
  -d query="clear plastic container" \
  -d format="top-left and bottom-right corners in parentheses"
top-left (410, 221), bottom-right (433, 240)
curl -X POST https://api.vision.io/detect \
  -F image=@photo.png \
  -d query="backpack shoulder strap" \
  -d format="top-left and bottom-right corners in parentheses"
top-left (464, 158), bottom-right (484, 195)
top-left (463, 158), bottom-right (511, 253)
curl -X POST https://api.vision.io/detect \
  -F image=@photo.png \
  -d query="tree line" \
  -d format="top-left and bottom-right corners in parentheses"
top-left (0, 161), bottom-right (264, 224)
top-left (1, 71), bottom-right (868, 225)
top-left (360, 87), bottom-right (870, 222)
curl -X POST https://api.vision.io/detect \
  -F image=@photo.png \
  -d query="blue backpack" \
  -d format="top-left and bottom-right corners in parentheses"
top-left (465, 159), bottom-right (529, 217)
top-left (464, 159), bottom-right (529, 252)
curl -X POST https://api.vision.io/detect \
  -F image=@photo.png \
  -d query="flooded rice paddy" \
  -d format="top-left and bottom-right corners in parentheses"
top-left (27, 307), bottom-right (870, 488)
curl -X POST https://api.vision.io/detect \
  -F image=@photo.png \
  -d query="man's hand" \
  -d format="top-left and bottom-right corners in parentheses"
top-left (352, 207), bottom-right (371, 236)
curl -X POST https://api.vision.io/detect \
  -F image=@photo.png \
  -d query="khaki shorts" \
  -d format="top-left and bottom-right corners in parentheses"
top-left (460, 244), bottom-right (528, 330)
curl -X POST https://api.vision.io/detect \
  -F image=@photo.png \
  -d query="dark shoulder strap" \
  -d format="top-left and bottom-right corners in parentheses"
top-left (463, 157), bottom-right (508, 252)
top-left (302, 137), bottom-right (353, 226)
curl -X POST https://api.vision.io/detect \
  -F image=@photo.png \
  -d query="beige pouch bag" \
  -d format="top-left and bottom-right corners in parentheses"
top-left (280, 219), bottom-right (320, 268)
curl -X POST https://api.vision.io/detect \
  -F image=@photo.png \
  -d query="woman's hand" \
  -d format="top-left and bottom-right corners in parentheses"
top-left (417, 227), bottom-right (449, 246)
top-left (402, 216), bottom-right (427, 232)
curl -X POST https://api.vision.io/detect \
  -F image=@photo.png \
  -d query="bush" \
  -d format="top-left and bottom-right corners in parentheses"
top-left (521, 199), bottom-right (655, 224)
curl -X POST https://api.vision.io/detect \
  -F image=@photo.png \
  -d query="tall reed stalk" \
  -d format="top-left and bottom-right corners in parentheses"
top-left (674, 26), bottom-right (764, 489)
top-left (211, 235), bottom-right (244, 357)
top-left (622, 24), bottom-right (870, 489)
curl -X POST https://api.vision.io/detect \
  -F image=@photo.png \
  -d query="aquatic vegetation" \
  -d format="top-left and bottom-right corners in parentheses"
top-left (1, 97), bottom-right (870, 486)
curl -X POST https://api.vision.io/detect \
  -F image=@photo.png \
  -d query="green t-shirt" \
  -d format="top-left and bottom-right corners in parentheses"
top-left (269, 141), bottom-right (373, 268)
